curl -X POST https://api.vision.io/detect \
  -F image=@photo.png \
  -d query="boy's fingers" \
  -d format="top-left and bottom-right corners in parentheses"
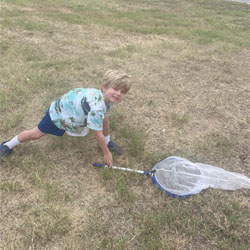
top-left (107, 159), bottom-right (112, 168)
top-left (104, 152), bottom-right (113, 167)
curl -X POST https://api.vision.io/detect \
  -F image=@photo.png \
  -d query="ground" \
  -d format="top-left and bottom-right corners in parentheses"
top-left (0, 0), bottom-right (249, 249)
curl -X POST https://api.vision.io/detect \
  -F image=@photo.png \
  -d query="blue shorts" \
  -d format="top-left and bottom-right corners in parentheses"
top-left (38, 109), bottom-right (65, 136)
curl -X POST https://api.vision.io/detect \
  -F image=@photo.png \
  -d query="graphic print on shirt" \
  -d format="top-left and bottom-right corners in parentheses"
top-left (49, 88), bottom-right (112, 134)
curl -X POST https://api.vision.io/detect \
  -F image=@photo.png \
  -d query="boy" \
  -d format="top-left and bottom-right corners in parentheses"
top-left (0, 70), bottom-right (131, 167)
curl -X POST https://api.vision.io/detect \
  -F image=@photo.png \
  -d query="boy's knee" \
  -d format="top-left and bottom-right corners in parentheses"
top-left (32, 134), bottom-right (43, 140)
top-left (31, 128), bottom-right (45, 139)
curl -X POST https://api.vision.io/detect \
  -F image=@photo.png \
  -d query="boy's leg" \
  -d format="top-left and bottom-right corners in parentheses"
top-left (1, 108), bottom-right (64, 162)
top-left (105, 135), bottom-right (110, 144)
top-left (103, 114), bottom-right (122, 155)
top-left (0, 127), bottom-right (45, 161)
top-left (4, 127), bottom-right (45, 149)
top-left (18, 127), bottom-right (46, 142)
top-left (107, 140), bottom-right (122, 155)
top-left (104, 131), bottom-right (122, 155)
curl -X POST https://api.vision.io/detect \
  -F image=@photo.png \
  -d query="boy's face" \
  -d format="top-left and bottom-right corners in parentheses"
top-left (102, 86), bottom-right (125, 105)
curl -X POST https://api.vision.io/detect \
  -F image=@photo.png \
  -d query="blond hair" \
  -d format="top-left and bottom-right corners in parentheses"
top-left (103, 70), bottom-right (131, 94)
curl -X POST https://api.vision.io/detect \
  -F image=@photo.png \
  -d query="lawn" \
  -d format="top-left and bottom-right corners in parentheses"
top-left (0, 0), bottom-right (249, 249)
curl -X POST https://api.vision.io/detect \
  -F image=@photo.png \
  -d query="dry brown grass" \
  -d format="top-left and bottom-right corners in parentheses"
top-left (0, 0), bottom-right (250, 249)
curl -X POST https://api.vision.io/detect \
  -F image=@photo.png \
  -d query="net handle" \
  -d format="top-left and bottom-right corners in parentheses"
top-left (93, 163), bottom-right (187, 198)
top-left (93, 163), bottom-right (152, 176)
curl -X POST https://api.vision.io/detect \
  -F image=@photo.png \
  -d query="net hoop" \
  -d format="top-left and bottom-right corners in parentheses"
top-left (151, 156), bottom-right (206, 198)
top-left (151, 175), bottom-right (193, 198)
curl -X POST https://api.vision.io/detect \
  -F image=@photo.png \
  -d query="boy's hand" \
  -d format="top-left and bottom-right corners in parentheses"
top-left (104, 151), bottom-right (113, 167)
top-left (93, 130), bottom-right (113, 168)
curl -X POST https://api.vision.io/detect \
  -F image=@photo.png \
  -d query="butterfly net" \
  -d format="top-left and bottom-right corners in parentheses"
top-left (152, 156), bottom-right (250, 196)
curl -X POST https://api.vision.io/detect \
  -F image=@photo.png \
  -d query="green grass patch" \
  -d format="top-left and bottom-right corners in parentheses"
top-left (100, 168), bottom-right (136, 202)
top-left (1, 0), bottom-right (249, 49)
top-left (1, 0), bottom-right (249, 249)
top-left (0, 180), bottom-right (23, 194)
top-left (109, 112), bottom-right (146, 156)
top-left (120, 126), bottom-right (146, 156)
top-left (139, 212), bottom-right (167, 250)
top-left (1, 7), bottom-right (53, 32)
top-left (34, 0), bottom-right (250, 49)
top-left (195, 132), bottom-right (234, 157)
top-left (23, 206), bottom-right (70, 246)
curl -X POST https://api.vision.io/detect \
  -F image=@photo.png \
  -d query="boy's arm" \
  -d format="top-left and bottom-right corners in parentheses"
top-left (93, 130), bottom-right (113, 167)
top-left (102, 114), bottom-right (109, 137)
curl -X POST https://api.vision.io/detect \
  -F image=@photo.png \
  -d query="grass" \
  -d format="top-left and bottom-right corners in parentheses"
top-left (120, 126), bottom-right (146, 156)
top-left (21, 206), bottom-right (70, 246)
top-left (1, 0), bottom-right (250, 249)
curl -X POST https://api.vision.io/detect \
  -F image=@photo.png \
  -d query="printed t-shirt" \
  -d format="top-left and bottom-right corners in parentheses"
top-left (49, 88), bottom-right (113, 135)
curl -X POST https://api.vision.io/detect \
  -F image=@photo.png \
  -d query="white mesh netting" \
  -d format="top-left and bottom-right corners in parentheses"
top-left (152, 156), bottom-right (250, 196)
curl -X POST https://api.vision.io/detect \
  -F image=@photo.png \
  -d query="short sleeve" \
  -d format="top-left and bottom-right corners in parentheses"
top-left (87, 110), bottom-right (104, 130)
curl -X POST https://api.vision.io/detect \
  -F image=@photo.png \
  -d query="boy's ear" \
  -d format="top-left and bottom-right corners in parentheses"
top-left (102, 85), bottom-right (107, 92)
